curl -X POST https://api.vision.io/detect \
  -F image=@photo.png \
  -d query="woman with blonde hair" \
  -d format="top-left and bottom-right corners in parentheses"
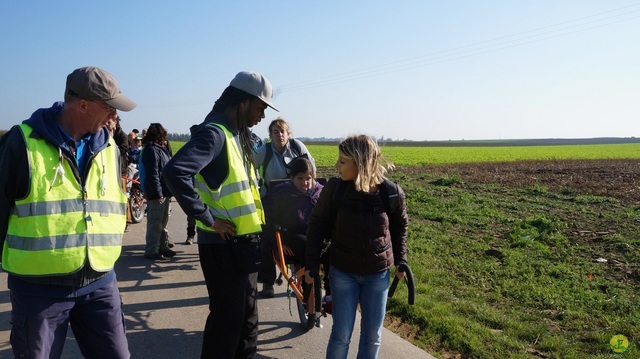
top-left (305, 135), bottom-right (409, 359)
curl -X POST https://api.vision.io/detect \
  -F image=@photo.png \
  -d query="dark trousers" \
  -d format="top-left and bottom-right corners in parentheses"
top-left (9, 278), bottom-right (129, 359)
top-left (187, 216), bottom-right (196, 238)
top-left (199, 243), bottom-right (258, 359)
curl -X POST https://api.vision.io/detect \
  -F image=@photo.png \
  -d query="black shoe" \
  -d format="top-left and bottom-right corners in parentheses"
top-left (167, 240), bottom-right (175, 248)
top-left (144, 254), bottom-right (167, 261)
top-left (260, 283), bottom-right (275, 298)
top-left (323, 295), bottom-right (333, 315)
top-left (159, 248), bottom-right (176, 257)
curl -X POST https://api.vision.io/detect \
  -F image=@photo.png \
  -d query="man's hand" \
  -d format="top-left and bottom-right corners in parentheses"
top-left (304, 270), bottom-right (315, 285)
top-left (209, 218), bottom-right (236, 238)
top-left (282, 244), bottom-right (294, 257)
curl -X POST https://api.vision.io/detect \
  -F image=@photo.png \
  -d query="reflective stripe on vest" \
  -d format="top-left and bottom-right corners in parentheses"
top-left (1, 124), bottom-right (127, 276)
top-left (194, 123), bottom-right (264, 235)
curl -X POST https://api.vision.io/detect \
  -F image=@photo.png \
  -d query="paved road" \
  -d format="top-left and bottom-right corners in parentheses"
top-left (0, 203), bottom-right (434, 358)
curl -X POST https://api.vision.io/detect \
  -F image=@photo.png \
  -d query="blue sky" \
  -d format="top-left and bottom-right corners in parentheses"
top-left (1, 1), bottom-right (639, 141)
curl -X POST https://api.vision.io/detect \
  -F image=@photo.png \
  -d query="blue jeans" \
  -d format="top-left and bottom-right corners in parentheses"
top-left (327, 266), bottom-right (390, 359)
top-left (144, 198), bottom-right (171, 256)
top-left (10, 278), bottom-right (129, 359)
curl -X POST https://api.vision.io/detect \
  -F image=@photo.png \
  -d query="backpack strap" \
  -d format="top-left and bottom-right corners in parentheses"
top-left (289, 138), bottom-right (302, 154)
top-left (261, 141), bottom-right (273, 180)
top-left (261, 139), bottom-right (304, 191)
top-left (379, 179), bottom-right (400, 215)
top-left (263, 139), bottom-right (302, 174)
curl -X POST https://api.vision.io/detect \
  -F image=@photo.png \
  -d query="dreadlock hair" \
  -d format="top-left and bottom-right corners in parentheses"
top-left (212, 86), bottom-right (259, 166)
top-left (338, 135), bottom-right (394, 193)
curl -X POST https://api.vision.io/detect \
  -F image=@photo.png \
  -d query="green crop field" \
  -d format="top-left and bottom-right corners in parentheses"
top-left (306, 143), bottom-right (640, 166)
top-left (370, 160), bottom-right (640, 358)
top-left (171, 141), bottom-right (640, 166)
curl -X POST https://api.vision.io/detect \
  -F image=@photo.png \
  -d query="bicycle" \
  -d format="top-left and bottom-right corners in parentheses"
top-left (123, 165), bottom-right (146, 224)
top-left (272, 227), bottom-right (326, 331)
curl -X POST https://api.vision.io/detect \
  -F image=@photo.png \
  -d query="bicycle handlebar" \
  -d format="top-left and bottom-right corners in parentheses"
top-left (388, 263), bottom-right (415, 305)
top-left (311, 271), bottom-right (322, 313)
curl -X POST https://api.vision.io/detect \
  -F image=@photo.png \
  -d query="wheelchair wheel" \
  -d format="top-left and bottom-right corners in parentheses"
top-left (291, 264), bottom-right (317, 331)
top-left (296, 284), bottom-right (316, 331)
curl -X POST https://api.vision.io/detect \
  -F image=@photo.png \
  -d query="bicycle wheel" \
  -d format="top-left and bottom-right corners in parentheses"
top-left (129, 188), bottom-right (145, 223)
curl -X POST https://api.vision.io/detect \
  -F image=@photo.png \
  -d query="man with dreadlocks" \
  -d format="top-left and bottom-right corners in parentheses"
top-left (163, 71), bottom-right (278, 358)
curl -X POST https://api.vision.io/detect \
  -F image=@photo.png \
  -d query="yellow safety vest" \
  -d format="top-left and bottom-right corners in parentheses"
top-left (2, 124), bottom-right (127, 276)
top-left (194, 123), bottom-right (264, 235)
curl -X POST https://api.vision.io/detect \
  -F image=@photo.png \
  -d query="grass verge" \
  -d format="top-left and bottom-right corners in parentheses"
top-left (320, 160), bottom-right (639, 358)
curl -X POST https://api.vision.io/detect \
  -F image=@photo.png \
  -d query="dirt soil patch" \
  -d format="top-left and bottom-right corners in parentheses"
top-left (398, 159), bottom-right (640, 204)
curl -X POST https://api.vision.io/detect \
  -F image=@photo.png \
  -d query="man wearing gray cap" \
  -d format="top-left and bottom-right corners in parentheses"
top-left (0, 66), bottom-right (136, 358)
top-left (163, 71), bottom-right (278, 358)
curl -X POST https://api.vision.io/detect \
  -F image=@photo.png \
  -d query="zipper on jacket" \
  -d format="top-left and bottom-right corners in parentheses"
top-left (82, 186), bottom-right (92, 226)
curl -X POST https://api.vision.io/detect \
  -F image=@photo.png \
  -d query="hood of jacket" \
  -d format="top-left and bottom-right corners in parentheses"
top-left (22, 101), bottom-right (110, 155)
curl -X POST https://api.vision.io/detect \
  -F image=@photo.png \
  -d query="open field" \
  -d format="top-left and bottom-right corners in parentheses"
top-left (316, 159), bottom-right (640, 358)
top-left (306, 143), bottom-right (640, 167)
top-left (170, 141), bottom-right (640, 167)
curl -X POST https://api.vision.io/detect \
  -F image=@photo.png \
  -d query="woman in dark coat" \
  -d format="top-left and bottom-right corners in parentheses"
top-left (305, 135), bottom-right (409, 359)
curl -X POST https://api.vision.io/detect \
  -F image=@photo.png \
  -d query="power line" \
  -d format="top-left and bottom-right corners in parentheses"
top-left (145, 3), bottom-right (640, 107)
top-left (275, 3), bottom-right (640, 94)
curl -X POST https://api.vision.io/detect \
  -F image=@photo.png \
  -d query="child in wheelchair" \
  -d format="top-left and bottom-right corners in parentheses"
top-left (259, 157), bottom-right (331, 308)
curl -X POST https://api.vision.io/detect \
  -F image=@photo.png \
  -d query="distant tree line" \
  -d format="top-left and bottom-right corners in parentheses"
top-left (154, 132), bottom-right (640, 147)
top-left (167, 133), bottom-right (191, 141)
top-left (2, 128), bottom-right (639, 147)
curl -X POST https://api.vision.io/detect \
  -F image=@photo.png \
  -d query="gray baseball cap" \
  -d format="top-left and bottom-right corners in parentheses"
top-left (229, 71), bottom-right (279, 112)
top-left (66, 66), bottom-right (137, 112)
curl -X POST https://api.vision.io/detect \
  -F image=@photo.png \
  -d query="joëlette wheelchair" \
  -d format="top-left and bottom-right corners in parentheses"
top-left (265, 177), bottom-right (330, 330)
top-left (271, 225), bottom-right (330, 331)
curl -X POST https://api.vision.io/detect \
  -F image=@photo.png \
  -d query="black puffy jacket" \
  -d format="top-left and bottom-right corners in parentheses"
top-left (305, 178), bottom-right (408, 275)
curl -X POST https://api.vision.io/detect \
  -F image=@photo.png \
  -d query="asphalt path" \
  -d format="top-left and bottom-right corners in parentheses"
top-left (0, 202), bottom-right (434, 359)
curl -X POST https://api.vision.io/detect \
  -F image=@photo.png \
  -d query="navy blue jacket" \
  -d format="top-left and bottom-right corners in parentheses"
top-left (141, 142), bottom-right (172, 201)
